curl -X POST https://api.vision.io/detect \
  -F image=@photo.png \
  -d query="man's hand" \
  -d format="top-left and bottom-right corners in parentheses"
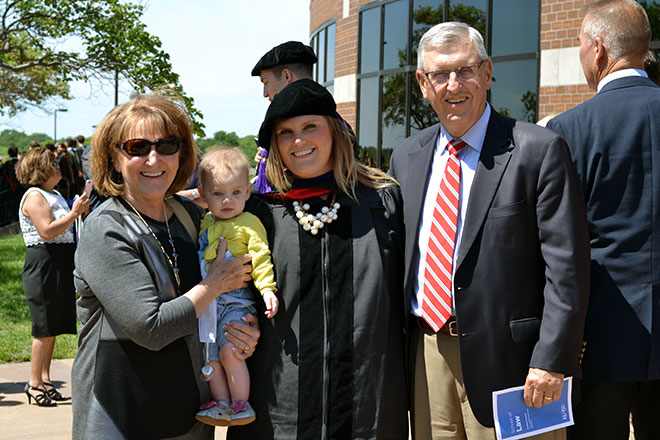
top-left (523, 368), bottom-right (564, 408)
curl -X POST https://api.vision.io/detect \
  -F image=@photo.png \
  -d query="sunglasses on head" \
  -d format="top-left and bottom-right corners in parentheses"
top-left (120, 137), bottom-right (182, 156)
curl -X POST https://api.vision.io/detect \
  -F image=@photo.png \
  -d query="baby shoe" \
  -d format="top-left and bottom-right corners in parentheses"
top-left (196, 400), bottom-right (231, 426)
top-left (229, 400), bottom-right (256, 426)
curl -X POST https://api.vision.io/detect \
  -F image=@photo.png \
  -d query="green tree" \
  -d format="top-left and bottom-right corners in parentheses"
top-left (0, 128), bottom-right (49, 149)
top-left (640, 1), bottom-right (660, 42)
top-left (237, 135), bottom-right (258, 164)
top-left (521, 91), bottom-right (537, 122)
top-left (196, 130), bottom-right (242, 153)
top-left (0, 0), bottom-right (204, 135)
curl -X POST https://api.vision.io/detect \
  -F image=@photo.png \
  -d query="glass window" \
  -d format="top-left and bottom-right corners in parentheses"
top-left (382, 73), bottom-right (407, 169)
top-left (359, 77), bottom-right (379, 154)
top-left (490, 59), bottom-right (538, 122)
top-left (383, 0), bottom-right (410, 70)
top-left (310, 35), bottom-right (318, 82)
top-left (355, 0), bottom-right (540, 168)
top-left (491, 0), bottom-right (539, 56)
top-left (318, 28), bottom-right (327, 83)
top-left (326, 23), bottom-right (336, 81)
top-left (409, 72), bottom-right (437, 134)
top-left (360, 6), bottom-right (381, 73)
top-left (448, 0), bottom-right (487, 40)
top-left (412, 0), bottom-right (444, 67)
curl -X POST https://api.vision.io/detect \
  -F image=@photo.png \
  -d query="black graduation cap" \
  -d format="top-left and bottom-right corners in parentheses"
top-left (258, 79), bottom-right (337, 149)
top-left (251, 41), bottom-right (318, 76)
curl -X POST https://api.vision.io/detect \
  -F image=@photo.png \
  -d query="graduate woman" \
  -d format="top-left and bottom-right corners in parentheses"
top-left (229, 79), bottom-right (409, 439)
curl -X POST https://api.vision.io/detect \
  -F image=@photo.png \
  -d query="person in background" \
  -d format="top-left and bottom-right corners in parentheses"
top-left (644, 49), bottom-right (659, 85)
top-left (229, 79), bottom-right (408, 439)
top-left (72, 90), bottom-right (258, 440)
top-left (28, 140), bottom-right (41, 149)
top-left (252, 41), bottom-right (317, 102)
top-left (76, 135), bottom-right (86, 152)
top-left (1, 146), bottom-right (23, 223)
top-left (66, 138), bottom-right (83, 195)
top-left (389, 21), bottom-right (590, 439)
top-left (55, 142), bottom-right (73, 200)
top-left (546, 1), bottom-right (660, 438)
top-left (16, 147), bottom-right (89, 407)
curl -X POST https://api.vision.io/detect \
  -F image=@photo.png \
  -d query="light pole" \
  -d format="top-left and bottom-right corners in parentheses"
top-left (53, 108), bottom-right (68, 143)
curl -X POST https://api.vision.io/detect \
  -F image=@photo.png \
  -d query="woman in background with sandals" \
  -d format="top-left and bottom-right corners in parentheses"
top-left (16, 147), bottom-right (90, 407)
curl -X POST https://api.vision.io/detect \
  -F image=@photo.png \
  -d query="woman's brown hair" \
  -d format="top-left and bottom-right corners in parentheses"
top-left (16, 147), bottom-right (57, 187)
top-left (91, 90), bottom-right (197, 197)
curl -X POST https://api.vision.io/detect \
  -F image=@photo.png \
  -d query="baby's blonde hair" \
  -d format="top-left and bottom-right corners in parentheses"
top-left (198, 147), bottom-right (250, 188)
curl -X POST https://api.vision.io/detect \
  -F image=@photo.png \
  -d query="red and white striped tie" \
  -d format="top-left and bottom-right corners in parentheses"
top-left (421, 138), bottom-right (467, 332)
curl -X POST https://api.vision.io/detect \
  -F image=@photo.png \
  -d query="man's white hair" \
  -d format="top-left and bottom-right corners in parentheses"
top-left (417, 22), bottom-right (489, 71)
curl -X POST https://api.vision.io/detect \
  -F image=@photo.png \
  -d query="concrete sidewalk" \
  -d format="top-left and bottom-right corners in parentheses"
top-left (0, 359), bottom-right (227, 439)
top-left (0, 359), bottom-right (73, 439)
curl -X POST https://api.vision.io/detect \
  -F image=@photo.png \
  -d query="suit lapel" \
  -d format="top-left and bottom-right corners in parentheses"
top-left (455, 112), bottom-right (513, 270)
top-left (402, 125), bottom-right (441, 289)
top-left (405, 128), bottom-right (440, 232)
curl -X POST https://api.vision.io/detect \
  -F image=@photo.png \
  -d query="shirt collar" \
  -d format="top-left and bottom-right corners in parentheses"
top-left (597, 68), bottom-right (648, 93)
top-left (438, 103), bottom-right (490, 154)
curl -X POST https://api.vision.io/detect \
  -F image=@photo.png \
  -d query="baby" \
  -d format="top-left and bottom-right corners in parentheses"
top-left (195, 147), bottom-right (278, 427)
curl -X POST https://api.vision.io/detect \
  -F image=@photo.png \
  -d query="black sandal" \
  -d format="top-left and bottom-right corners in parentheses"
top-left (43, 382), bottom-right (70, 401)
top-left (24, 384), bottom-right (57, 407)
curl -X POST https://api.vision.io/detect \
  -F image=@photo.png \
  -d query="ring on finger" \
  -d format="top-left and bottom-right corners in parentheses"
top-left (543, 395), bottom-right (553, 400)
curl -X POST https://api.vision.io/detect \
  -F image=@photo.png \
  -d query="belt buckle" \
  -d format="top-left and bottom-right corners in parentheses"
top-left (448, 320), bottom-right (458, 337)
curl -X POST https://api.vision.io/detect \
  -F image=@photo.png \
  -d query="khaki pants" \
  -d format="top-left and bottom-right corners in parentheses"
top-left (413, 324), bottom-right (566, 440)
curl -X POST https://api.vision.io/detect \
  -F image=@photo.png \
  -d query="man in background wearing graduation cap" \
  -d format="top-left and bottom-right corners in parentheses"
top-left (252, 41), bottom-right (317, 102)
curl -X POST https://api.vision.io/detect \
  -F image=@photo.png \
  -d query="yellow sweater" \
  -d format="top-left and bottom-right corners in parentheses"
top-left (199, 211), bottom-right (277, 294)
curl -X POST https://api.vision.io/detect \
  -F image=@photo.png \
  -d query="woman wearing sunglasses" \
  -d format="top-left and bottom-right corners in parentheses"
top-left (71, 91), bottom-right (258, 440)
top-left (228, 79), bottom-right (409, 439)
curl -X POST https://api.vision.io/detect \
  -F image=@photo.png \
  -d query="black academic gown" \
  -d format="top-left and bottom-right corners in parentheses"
top-left (230, 181), bottom-right (409, 439)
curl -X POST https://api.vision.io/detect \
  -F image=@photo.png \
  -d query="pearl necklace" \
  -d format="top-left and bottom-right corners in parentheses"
top-left (123, 198), bottom-right (180, 291)
top-left (293, 195), bottom-right (340, 235)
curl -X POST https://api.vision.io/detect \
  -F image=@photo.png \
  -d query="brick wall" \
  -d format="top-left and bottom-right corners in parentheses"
top-left (310, 0), bottom-right (365, 127)
top-left (539, 85), bottom-right (594, 116)
top-left (540, 0), bottom-right (585, 50)
top-left (539, 0), bottom-right (599, 117)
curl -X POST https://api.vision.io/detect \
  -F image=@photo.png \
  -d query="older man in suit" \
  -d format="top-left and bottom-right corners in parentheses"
top-left (546, 1), bottom-right (660, 439)
top-left (389, 22), bottom-right (590, 439)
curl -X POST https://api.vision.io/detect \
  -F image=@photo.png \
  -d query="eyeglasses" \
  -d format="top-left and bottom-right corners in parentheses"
top-left (120, 137), bottom-right (182, 156)
top-left (422, 60), bottom-right (486, 86)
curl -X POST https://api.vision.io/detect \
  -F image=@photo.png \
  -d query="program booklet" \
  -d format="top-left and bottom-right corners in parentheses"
top-left (492, 377), bottom-right (573, 440)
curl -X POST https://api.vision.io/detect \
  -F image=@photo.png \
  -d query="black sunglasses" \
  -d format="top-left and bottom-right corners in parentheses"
top-left (120, 137), bottom-right (182, 156)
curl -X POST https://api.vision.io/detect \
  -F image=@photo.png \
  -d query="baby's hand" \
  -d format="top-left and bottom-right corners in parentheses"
top-left (263, 290), bottom-right (279, 318)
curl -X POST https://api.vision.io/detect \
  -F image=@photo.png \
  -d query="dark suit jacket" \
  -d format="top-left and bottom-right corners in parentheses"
top-left (389, 110), bottom-right (590, 427)
top-left (547, 76), bottom-right (660, 384)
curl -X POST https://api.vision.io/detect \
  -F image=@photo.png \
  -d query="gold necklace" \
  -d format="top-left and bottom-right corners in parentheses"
top-left (293, 194), bottom-right (340, 235)
top-left (123, 198), bottom-right (181, 291)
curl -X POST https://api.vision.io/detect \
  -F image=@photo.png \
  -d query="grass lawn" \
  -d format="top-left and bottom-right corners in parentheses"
top-left (0, 233), bottom-right (77, 363)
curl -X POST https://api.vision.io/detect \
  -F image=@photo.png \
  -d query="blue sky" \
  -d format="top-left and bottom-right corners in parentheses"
top-left (1, 0), bottom-right (310, 140)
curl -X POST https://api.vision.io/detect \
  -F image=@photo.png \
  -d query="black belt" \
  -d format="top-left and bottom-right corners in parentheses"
top-left (417, 316), bottom-right (458, 336)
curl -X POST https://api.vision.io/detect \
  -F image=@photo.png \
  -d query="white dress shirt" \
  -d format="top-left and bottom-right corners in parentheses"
top-left (411, 104), bottom-right (491, 318)
top-left (597, 68), bottom-right (648, 93)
